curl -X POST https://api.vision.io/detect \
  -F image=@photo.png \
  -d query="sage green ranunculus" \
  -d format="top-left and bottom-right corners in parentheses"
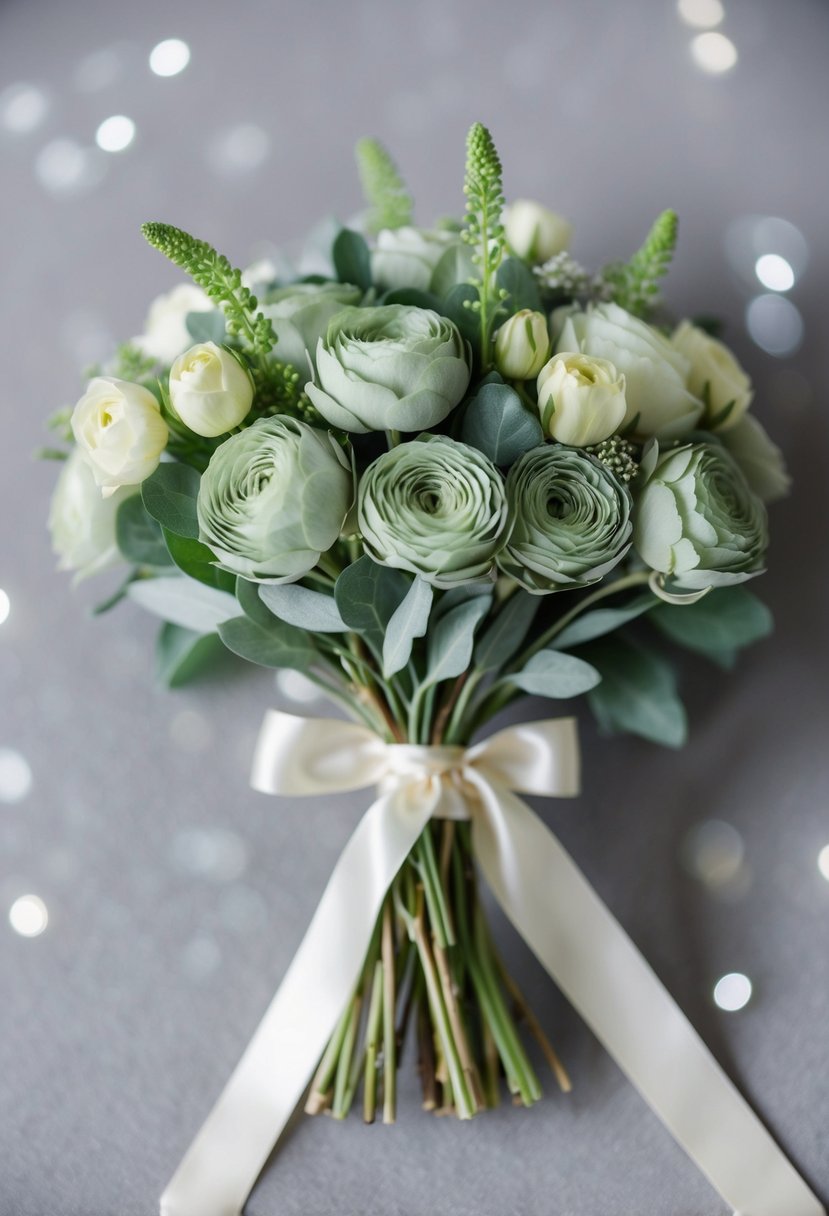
top-left (358, 436), bottom-right (509, 586)
top-left (305, 305), bottom-right (470, 434)
top-left (633, 441), bottom-right (768, 590)
top-left (262, 282), bottom-right (362, 373)
top-left (197, 416), bottom-right (353, 582)
top-left (498, 445), bottom-right (633, 593)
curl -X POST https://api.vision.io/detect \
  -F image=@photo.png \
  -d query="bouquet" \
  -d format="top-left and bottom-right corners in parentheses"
top-left (47, 124), bottom-right (822, 1216)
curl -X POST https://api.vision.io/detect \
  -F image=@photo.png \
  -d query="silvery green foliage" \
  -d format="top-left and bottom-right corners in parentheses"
top-left (261, 282), bottom-right (362, 374)
top-left (498, 446), bottom-right (632, 593)
top-left (358, 436), bottom-right (509, 587)
top-left (306, 305), bottom-right (470, 433)
top-left (197, 416), bottom-right (353, 582)
top-left (634, 442), bottom-right (768, 591)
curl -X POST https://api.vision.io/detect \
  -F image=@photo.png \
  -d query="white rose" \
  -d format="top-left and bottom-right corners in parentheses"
top-left (71, 377), bottom-right (168, 496)
top-left (370, 226), bottom-right (461, 292)
top-left (48, 448), bottom-right (133, 581)
top-left (718, 414), bottom-right (790, 503)
top-left (133, 284), bottom-right (213, 364)
top-left (494, 310), bottom-right (550, 380)
top-left (672, 320), bottom-right (753, 430)
top-left (536, 352), bottom-right (627, 446)
top-left (504, 199), bottom-right (573, 263)
top-left (556, 302), bottom-right (703, 439)
top-left (169, 342), bottom-right (253, 438)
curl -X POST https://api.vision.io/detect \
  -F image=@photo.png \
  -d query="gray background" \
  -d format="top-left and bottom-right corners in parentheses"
top-left (1, 1), bottom-right (827, 1213)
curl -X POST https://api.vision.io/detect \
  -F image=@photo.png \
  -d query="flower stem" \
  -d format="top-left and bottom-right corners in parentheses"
top-left (362, 961), bottom-right (384, 1123)
top-left (381, 903), bottom-right (397, 1124)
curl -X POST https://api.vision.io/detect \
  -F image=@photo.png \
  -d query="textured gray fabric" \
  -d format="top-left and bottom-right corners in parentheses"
top-left (0, 1), bottom-right (827, 1213)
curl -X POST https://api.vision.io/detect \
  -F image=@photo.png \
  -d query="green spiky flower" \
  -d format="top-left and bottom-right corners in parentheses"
top-left (461, 122), bottom-right (508, 370)
top-left (141, 223), bottom-right (276, 355)
top-left (599, 209), bottom-right (678, 318)
top-left (356, 138), bottom-right (413, 234)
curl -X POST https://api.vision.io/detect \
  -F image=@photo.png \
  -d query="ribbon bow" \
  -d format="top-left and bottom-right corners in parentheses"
top-left (161, 713), bottom-right (824, 1216)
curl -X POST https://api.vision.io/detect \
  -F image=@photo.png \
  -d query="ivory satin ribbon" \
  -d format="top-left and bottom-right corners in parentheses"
top-left (160, 712), bottom-right (824, 1216)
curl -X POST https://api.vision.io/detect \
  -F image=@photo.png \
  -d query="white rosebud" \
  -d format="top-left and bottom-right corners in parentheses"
top-left (133, 284), bottom-right (213, 364)
top-left (494, 310), bottom-right (550, 380)
top-left (169, 342), bottom-right (254, 438)
top-left (504, 199), bottom-right (573, 263)
top-left (71, 377), bottom-right (168, 497)
top-left (48, 448), bottom-right (133, 581)
top-left (672, 320), bottom-right (753, 430)
top-left (536, 352), bottom-right (627, 447)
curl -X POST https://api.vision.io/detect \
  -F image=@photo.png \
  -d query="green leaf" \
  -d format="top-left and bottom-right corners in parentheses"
top-left (217, 615), bottom-right (317, 671)
top-left (553, 593), bottom-right (657, 650)
top-left (379, 288), bottom-right (443, 311)
top-left (461, 381), bottom-right (543, 466)
top-left (582, 637), bottom-right (687, 747)
top-left (236, 575), bottom-right (275, 626)
top-left (496, 256), bottom-right (542, 314)
top-left (382, 577), bottom-right (434, 678)
top-left (334, 556), bottom-right (408, 646)
top-left (115, 495), bottom-right (173, 567)
top-left (163, 530), bottom-right (235, 592)
top-left (332, 229), bottom-right (372, 291)
top-left (423, 595), bottom-right (490, 688)
top-left (127, 576), bottom-right (238, 633)
top-left (186, 310), bottom-right (226, 345)
top-left (432, 583), bottom-right (492, 621)
top-left (156, 623), bottom-right (225, 689)
top-left (651, 587), bottom-right (773, 666)
top-left (442, 283), bottom-right (482, 355)
top-left (475, 591), bottom-right (539, 672)
top-left (505, 649), bottom-right (600, 699)
top-left (142, 462), bottom-right (201, 539)
top-left (429, 244), bottom-right (476, 299)
top-left (259, 583), bottom-right (348, 633)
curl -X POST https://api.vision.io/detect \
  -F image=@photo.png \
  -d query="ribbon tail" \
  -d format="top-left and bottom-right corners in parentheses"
top-left (470, 779), bottom-right (825, 1216)
top-left (160, 788), bottom-right (434, 1216)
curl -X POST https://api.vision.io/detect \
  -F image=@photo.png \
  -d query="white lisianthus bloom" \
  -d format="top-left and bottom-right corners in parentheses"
top-left (556, 303), bottom-right (703, 439)
top-left (48, 448), bottom-right (133, 581)
top-left (494, 310), bottom-right (550, 380)
top-left (133, 284), bottom-right (213, 364)
top-left (536, 352), bottom-right (627, 446)
top-left (719, 413), bottom-right (791, 503)
top-left (504, 200), bottom-right (573, 263)
top-left (672, 320), bottom-right (753, 430)
top-left (370, 226), bottom-right (462, 292)
top-left (71, 377), bottom-right (168, 496)
top-left (169, 342), bottom-right (254, 437)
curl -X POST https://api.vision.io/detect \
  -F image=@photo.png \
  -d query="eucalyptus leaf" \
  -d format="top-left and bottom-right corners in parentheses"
top-left (115, 495), bottom-right (173, 567)
top-left (461, 381), bottom-right (543, 466)
top-left (334, 556), bottom-right (408, 646)
top-left (163, 530), bottom-right (234, 592)
top-left (432, 583), bottom-right (493, 621)
top-left (332, 228), bottom-right (372, 291)
top-left (651, 586), bottom-right (773, 666)
top-left (423, 595), bottom-right (490, 688)
top-left (553, 593), bottom-right (657, 650)
top-left (582, 637), bottom-right (687, 748)
top-left (217, 615), bottom-right (317, 672)
top-left (442, 283), bottom-right (482, 354)
top-left (236, 576), bottom-right (275, 627)
top-left (186, 310), bottom-right (226, 345)
top-left (382, 577), bottom-right (433, 678)
top-left (156, 622), bottom-right (225, 689)
top-left (475, 591), bottom-right (539, 671)
top-left (429, 244), bottom-right (476, 298)
top-left (496, 256), bottom-right (542, 314)
top-left (379, 288), bottom-right (443, 311)
top-left (142, 462), bottom-right (201, 539)
top-left (259, 583), bottom-right (348, 633)
top-left (127, 576), bottom-right (238, 633)
top-left (505, 649), bottom-right (600, 699)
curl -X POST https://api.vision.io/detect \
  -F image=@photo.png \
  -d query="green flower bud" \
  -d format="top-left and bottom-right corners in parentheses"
top-left (197, 416), bottom-right (353, 583)
top-left (262, 282), bottom-right (362, 374)
top-left (633, 441), bottom-right (768, 590)
top-left (306, 305), bottom-right (470, 434)
top-left (498, 445), bottom-right (633, 593)
top-left (494, 310), bottom-right (551, 380)
top-left (358, 436), bottom-right (509, 586)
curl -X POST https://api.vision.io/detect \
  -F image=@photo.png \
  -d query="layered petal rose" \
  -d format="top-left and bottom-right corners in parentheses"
top-left (306, 305), bottom-right (470, 434)
top-left (498, 445), bottom-right (633, 593)
top-left (48, 448), bottom-right (133, 581)
top-left (358, 436), bottom-right (509, 586)
top-left (71, 376), bottom-right (168, 496)
top-left (197, 416), bottom-right (353, 583)
top-left (633, 441), bottom-right (768, 590)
